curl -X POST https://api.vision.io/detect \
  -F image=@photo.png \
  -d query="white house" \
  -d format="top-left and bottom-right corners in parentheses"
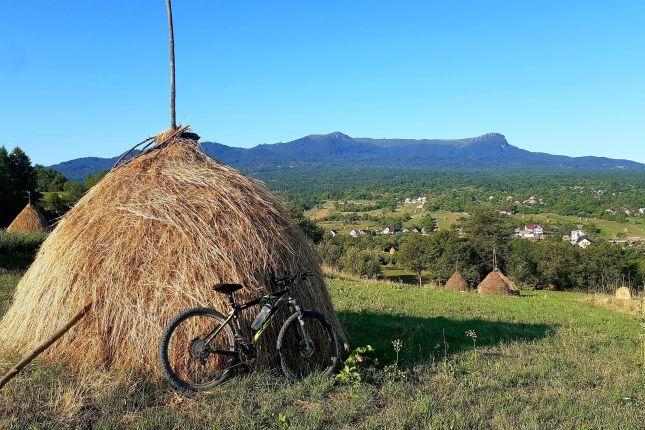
top-left (578, 238), bottom-right (592, 249)
top-left (349, 229), bottom-right (358, 237)
top-left (523, 196), bottom-right (537, 205)
top-left (515, 224), bottom-right (544, 240)
top-left (525, 224), bottom-right (544, 235)
top-left (570, 230), bottom-right (586, 245)
top-left (499, 208), bottom-right (513, 216)
top-left (329, 230), bottom-right (338, 237)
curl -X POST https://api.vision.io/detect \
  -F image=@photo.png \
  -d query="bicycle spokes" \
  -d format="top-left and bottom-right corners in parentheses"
top-left (166, 313), bottom-right (234, 386)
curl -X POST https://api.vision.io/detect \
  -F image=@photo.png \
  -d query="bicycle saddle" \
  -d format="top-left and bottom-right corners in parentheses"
top-left (213, 283), bottom-right (243, 294)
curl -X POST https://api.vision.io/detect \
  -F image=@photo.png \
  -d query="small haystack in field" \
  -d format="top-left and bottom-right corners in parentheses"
top-left (545, 283), bottom-right (558, 291)
top-left (0, 130), bottom-right (344, 377)
top-left (477, 269), bottom-right (520, 296)
top-left (444, 271), bottom-right (469, 292)
top-left (615, 287), bottom-right (632, 300)
top-left (6, 203), bottom-right (48, 235)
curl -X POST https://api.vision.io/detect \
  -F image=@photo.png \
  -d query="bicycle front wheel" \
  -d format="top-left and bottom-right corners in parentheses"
top-left (277, 311), bottom-right (338, 380)
top-left (159, 307), bottom-right (236, 391)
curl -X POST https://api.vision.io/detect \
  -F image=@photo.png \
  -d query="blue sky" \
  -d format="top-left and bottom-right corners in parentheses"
top-left (1, 1), bottom-right (644, 165)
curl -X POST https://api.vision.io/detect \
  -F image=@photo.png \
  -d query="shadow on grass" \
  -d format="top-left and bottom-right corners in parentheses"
top-left (338, 311), bottom-right (555, 365)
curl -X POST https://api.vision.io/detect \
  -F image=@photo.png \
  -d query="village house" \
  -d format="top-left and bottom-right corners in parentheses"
top-left (523, 196), bottom-right (538, 205)
top-left (349, 229), bottom-right (358, 237)
top-left (515, 224), bottom-right (544, 240)
top-left (577, 238), bottom-right (592, 249)
top-left (499, 208), bottom-right (513, 216)
top-left (381, 225), bottom-right (399, 235)
top-left (570, 229), bottom-right (585, 244)
top-left (404, 196), bottom-right (428, 205)
top-left (329, 230), bottom-right (338, 237)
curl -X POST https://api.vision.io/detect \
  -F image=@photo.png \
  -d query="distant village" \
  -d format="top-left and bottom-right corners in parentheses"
top-left (327, 192), bottom-right (644, 248)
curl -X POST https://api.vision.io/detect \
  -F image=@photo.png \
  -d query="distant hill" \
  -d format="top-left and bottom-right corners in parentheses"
top-left (50, 132), bottom-right (644, 181)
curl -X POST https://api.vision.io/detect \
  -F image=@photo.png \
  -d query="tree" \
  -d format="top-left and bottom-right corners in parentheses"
top-left (317, 242), bottom-right (344, 269)
top-left (0, 147), bottom-right (14, 226)
top-left (34, 165), bottom-right (67, 192)
top-left (426, 231), bottom-right (482, 284)
top-left (461, 206), bottom-right (513, 270)
top-left (283, 201), bottom-right (325, 244)
top-left (398, 235), bottom-right (430, 286)
top-left (8, 147), bottom-right (36, 200)
top-left (84, 170), bottom-right (108, 189)
top-left (341, 248), bottom-right (381, 278)
top-left (418, 213), bottom-right (437, 232)
top-left (0, 146), bottom-right (39, 227)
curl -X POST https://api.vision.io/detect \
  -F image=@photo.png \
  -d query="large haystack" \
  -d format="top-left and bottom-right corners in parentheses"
top-left (444, 271), bottom-right (469, 292)
top-left (6, 203), bottom-right (48, 235)
top-left (476, 269), bottom-right (520, 296)
top-left (0, 132), bottom-right (344, 377)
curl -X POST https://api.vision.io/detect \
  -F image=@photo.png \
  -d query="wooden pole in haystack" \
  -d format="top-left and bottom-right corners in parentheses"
top-left (166, 0), bottom-right (176, 130)
top-left (0, 301), bottom-right (92, 390)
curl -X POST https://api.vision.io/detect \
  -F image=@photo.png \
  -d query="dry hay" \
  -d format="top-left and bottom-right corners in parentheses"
top-left (476, 269), bottom-right (520, 296)
top-left (444, 271), bottom-right (469, 292)
top-left (0, 131), bottom-right (344, 377)
top-left (615, 286), bottom-right (632, 300)
top-left (6, 203), bottom-right (48, 235)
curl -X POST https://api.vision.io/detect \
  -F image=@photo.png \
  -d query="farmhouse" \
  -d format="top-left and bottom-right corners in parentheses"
top-left (349, 229), bottom-right (359, 237)
top-left (570, 229), bottom-right (586, 245)
top-left (577, 238), bottom-right (592, 248)
top-left (523, 196), bottom-right (537, 205)
top-left (515, 224), bottom-right (544, 240)
top-left (329, 230), bottom-right (338, 237)
top-left (381, 225), bottom-right (400, 235)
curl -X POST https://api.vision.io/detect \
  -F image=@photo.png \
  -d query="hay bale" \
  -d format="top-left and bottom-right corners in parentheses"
top-left (0, 132), bottom-right (344, 377)
top-left (545, 283), bottom-right (558, 291)
top-left (476, 269), bottom-right (520, 296)
top-left (6, 203), bottom-right (48, 235)
top-left (444, 271), bottom-right (469, 292)
top-left (615, 287), bottom-right (632, 300)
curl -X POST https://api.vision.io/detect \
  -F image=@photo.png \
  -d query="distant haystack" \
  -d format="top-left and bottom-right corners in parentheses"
top-left (615, 287), bottom-right (632, 300)
top-left (545, 283), bottom-right (558, 291)
top-left (477, 269), bottom-right (520, 296)
top-left (444, 272), bottom-right (469, 292)
top-left (6, 203), bottom-right (48, 235)
top-left (0, 131), bottom-right (344, 377)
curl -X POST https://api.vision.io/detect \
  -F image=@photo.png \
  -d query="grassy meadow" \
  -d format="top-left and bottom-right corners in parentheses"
top-left (0, 270), bottom-right (643, 429)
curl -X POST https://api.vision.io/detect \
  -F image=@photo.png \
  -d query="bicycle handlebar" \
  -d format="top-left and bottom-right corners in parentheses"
top-left (271, 271), bottom-right (313, 286)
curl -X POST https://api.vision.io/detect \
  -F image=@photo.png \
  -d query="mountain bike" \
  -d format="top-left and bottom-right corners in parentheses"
top-left (159, 272), bottom-right (339, 391)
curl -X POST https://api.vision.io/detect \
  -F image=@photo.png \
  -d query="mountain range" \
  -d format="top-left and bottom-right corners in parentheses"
top-left (50, 132), bottom-right (644, 181)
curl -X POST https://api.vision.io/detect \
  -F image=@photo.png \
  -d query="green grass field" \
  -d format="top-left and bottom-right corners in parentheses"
top-left (0, 271), bottom-right (643, 429)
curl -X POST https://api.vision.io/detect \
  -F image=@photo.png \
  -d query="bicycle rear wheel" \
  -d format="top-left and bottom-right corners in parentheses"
top-left (159, 307), bottom-right (236, 391)
top-left (277, 311), bottom-right (338, 380)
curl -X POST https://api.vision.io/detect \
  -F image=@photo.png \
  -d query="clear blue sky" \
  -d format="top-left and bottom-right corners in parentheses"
top-left (1, 0), bottom-right (644, 165)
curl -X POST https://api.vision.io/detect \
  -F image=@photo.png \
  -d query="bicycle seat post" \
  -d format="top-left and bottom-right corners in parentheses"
top-left (226, 292), bottom-right (236, 308)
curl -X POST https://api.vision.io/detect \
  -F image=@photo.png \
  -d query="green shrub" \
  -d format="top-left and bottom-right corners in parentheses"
top-left (0, 231), bottom-right (45, 270)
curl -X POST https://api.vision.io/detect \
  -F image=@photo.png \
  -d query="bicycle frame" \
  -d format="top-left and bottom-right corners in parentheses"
top-left (203, 288), bottom-right (299, 348)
